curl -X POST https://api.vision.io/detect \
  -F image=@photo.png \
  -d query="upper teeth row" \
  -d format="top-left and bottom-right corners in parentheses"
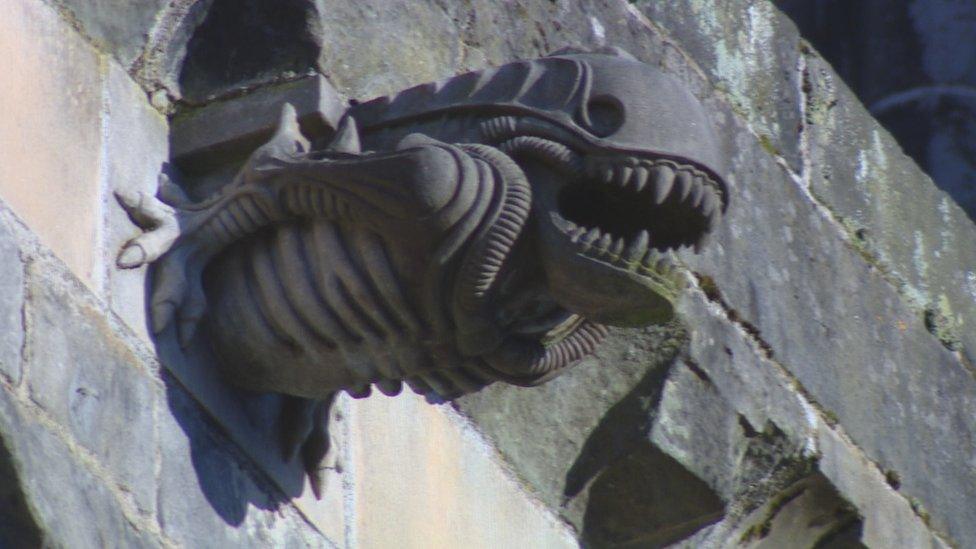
top-left (583, 158), bottom-right (723, 228)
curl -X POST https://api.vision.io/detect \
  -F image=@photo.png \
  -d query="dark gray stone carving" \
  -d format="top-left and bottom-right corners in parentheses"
top-left (117, 48), bottom-right (729, 494)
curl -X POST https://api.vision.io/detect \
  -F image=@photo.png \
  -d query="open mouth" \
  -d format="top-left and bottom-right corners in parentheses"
top-left (555, 155), bottom-right (724, 272)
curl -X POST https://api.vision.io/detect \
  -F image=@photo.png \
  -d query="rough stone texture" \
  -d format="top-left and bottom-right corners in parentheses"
top-left (0, 195), bottom-right (337, 547)
top-left (776, 0), bottom-right (976, 220)
top-left (103, 61), bottom-right (170, 342)
top-left (802, 52), bottom-right (976, 363)
top-left (26, 253), bottom-right (161, 516)
top-left (0, 0), bottom-right (104, 286)
top-left (0, 389), bottom-right (165, 548)
top-left (50, 0), bottom-right (171, 66)
top-left (156, 375), bottom-right (329, 548)
top-left (346, 391), bottom-right (576, 548)
top-left (0, 216), bottom-right (24, 385)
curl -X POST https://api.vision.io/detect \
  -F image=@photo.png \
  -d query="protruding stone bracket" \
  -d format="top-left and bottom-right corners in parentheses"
top-left (170, 75), bottom-right (346, 173)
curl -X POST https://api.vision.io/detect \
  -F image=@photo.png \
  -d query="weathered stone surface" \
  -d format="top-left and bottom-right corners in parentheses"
top-left (0, 215), bottom-right (24, 385)
top-left (26, 254), bottom-right (160, 516)
top-left (0, 0), bottom-right (104, 285)
top-left (817, 426), bottom-right (949, 549)
top-left (103, 61), bottom-right (170, 341)
top-left (52, 0), bottom-right (170, 66)
top-left (803, 52), bottom-right (976, 362)
top-left (156, 376), bottom-right (331, 548)
top-left (776, 0), bottom-right (976, 220)
top-left (0, 387), bottom-right (165, 548)
top-left (347, 391), bottom-right (576, 548)
top-left (684, 99), bottom-right (976, 544)
top-left (638, 0), bottom-right (805, 172)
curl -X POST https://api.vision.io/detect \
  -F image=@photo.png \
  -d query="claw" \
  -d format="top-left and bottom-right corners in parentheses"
top-left (117, 243), bottom-right (148, 269)
top-left (157, 173), bottom-right (190, 207)
top-left (150, 301), bottom-right (177, 334)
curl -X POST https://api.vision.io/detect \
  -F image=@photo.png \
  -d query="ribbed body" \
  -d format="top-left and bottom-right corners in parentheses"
top-left (205, 210), bottom-right (497, 400)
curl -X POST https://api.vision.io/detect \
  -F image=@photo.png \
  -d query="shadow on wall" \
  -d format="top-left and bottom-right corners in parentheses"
top-left (0, 432), bottom-right (44, 548)
top-left (563, 363), bottom-right (725, 548)
top-left (775, 0), bottom-right (976, 222)
top-left (151, 288), bottom-right (309, 526)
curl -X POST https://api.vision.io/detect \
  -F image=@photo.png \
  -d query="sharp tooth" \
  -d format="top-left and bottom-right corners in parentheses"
top-left (676, 171), bottom-right (694, 201)
top-left (598, 233), bottom-right (613, 250)
top-left (652, 165), bottom-right (675, 204)
top-left (611, 237), bottom-right (626, 257)
top-left (633, 167), bottom-right (650, 193)
top-left (617, 166), bottom-right (633, 188)
top-left (600, 165), bottom-right (614, 184)
top-left (570, 226), bottom-right (587, 241)
top-left (642, 249), bottom-right (658, 268)
top-left (626, 230), bottom-right (649, 260)
top-left (690, 179), bottom-right (705, 207)
top-left (582, 228), bottom-right (601, 245)
top-left (694, 233), bottom-right (711, 253)
top-left (701, 191), bottom-right (717, 217)
top-left (707, 209), bottom-right (722, 231)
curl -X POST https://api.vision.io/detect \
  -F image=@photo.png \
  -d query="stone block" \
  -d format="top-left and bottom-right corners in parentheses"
top-left (0, 213), bottom-right (25, 385)
top-left (54, 0), bottom-right (170, 66)
top-left (347, 391), bottom-right (576, 549)
top-left (803, 52), bottom-right (976, 360)
top-left (0, 0), bottom-right (104, 287)
top-left (682, 87), bottom-right (976, 543)
top-left (156, 378), bottom-right (331, 548)
top-left (102, 61), bottom-right (169, 341)
top-left (170, 75), bottom-right (346, 172)
top-left (818, 426), bottom-right (950, 549)
top-left (0, 387), bottom-right (164, 548)
top-left (25, 255), bottom-right (159, 515)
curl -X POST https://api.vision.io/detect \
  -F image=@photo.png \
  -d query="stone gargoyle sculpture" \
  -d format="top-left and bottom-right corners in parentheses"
top-left (117, 47), bottom-right (729, 496)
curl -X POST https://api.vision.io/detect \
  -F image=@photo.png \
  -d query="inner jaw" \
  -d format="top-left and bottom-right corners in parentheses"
top-left (554, 155), bottom-right (723, 271)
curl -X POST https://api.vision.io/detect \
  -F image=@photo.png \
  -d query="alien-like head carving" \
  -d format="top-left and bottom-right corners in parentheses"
top-left (116, 49), bottom-right (730, 491)
top-left (349, 49), bottom-right (729, 381)
top-left (119, 49), bottom-right (729, 399)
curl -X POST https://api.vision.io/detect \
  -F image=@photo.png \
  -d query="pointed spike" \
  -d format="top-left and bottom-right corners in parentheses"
top-left (691, 180), bottom-right (705, 208)
top-left (582, 228), bottom-right (601, 245)
top-left (599, 165), bottom-right (614, 184)
top-left (327, 116), bottom-right (362, 153)
top-left (642, 250), bottom-right (657, 268)
top-left (617, 166), bottom-right (633, 188)
top-left (598, 233), bottom-right (613, 250)
top-left (627, 230), bottom-right (650, 260)
top-left (676, 171), bottom-right (694, 201)
top-left (653, 166), bottom-right (675, 204)
top-left (694, 233), bottom-right (711, 254)
top-left (633, 167), bottom-right (650, 193)
top-left (611, 237), bottom-right (625, 257)
top-left (701, 191), bottom-right (717, 217)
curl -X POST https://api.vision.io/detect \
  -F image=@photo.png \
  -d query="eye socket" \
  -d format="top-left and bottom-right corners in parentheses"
top-left (576, 95), bottom-right (624, 137)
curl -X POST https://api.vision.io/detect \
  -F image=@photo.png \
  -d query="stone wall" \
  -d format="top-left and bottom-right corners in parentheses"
top-left (1, 0), bottom-right (973, 547)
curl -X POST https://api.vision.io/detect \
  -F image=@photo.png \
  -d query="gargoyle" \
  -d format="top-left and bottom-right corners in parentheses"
top-left (117, 48), bottom-right (729, 496)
